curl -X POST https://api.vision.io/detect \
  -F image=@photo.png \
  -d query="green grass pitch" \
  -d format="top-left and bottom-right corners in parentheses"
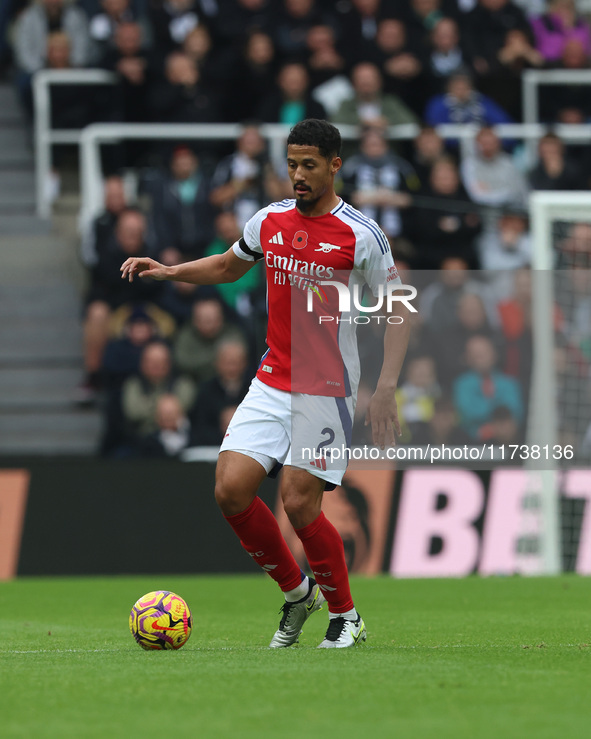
top-left (1, 575), bottom-right (590, 739)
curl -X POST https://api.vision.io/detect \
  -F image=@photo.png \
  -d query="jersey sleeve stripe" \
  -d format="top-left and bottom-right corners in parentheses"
top-left (238, 237), bottom-right (264, 261)
top-left (342, 206), bottom-right (390, 255)
top-left (344, 205), bottom-right (390, 255)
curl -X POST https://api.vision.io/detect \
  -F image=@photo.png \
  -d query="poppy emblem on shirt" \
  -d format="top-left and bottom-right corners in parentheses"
top-left (292, 230), bottom-right (308, 250)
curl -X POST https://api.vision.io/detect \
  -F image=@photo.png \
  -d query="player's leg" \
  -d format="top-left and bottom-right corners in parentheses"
top-left (216, 451), bottom-right (301, 587)
top-left (281, 467), bottom-right (366, 649)
top-left (216, 450), bottom-right (319, 646)
top-left (216, 379), bottom-right (326, 646)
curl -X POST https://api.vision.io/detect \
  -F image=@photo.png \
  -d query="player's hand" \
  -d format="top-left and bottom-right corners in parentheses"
top-left (365, 385), bottom-right (401, 450)
top-left (120, 257), bottom-right (169, 282)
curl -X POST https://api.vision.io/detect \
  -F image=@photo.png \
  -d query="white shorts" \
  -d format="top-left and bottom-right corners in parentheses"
top-left (219, 378), bottom-right (355, 488)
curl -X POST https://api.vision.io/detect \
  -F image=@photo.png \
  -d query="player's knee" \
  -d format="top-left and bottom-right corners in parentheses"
top-left (282, 488), bottom-right (320, 527)
top-left (214, 477), bottom-right (248, 516)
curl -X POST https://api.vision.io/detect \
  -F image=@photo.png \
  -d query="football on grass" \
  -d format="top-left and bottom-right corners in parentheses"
top-left (129, 591), bottom-right (192, 650)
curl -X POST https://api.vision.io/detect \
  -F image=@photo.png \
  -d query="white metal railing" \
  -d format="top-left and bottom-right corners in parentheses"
top-left (35, 67), bottom-right (591, 219)
top-left (78, 121), bottom-right (418, 226)
top-left (522, 69), bottom-right (591, 160)
top-left (78, 121), bottom-right (591, 230)
top-left (33, 68), bottom-right (116, 218)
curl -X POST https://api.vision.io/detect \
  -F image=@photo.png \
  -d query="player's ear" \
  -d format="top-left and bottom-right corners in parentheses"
top-left (331, 156), bottom-right (342, 175)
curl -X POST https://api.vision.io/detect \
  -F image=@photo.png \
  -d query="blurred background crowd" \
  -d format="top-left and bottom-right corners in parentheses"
top-left (2, 0), bottom-right (591, 458)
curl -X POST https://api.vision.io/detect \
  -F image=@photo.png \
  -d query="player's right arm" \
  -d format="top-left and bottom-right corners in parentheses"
top-left (120, 247), bottom-right (254, 285)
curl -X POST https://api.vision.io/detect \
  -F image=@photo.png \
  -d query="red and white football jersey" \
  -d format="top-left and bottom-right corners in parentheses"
top-left (233, 198), bottom-right (400, 398)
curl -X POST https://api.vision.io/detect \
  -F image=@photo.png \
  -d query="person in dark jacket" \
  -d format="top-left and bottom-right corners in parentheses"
top-left (529, 133), bottom-right (586, 191)
top-left (149, 51), bottom-right (221, 124)
top-left (463, 0), bottom-right (532, 77)
top-left (257, 61), bottom-right (327, 124)
top-left (404, 156), bottom-right (482, 269)
top-left (79, 208), bottom-right (162, 401)
top-left (145, 145), bottom-right (215, 264)
top-left (190, 339), bottom-right (251, 445)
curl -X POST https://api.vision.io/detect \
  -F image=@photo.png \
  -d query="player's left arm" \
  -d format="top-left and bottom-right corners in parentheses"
top-left (359, 223), bottom-right (412, 449)
top-left (366, 296), bottom-right (411, 449)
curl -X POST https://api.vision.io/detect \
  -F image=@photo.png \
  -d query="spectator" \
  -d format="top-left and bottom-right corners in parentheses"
top-left (404, 0), bottom-right (447, 53)
top-left (332, 61), bottom-right (418, 133)
top-left (190, 339), bottom-right (251, 445)
top-left (210, 126), bottom-right (288, 227)
top-left (366, 18), bottom-right (426, 114)
top-left (454, 333), bottom-right (523, 439)
top-left (101, 21), bottom-right (153, 127)
top-left (339, 124), bottom-right (418, 239)
top-left (14, 0), bottom-right (91, 74)
top-left (556, 221), bottom-right (591, 269)
top-left (101, 305), bottom-right (159, 392)
top-left (410, 125), bottom-right (445, 185)
top-left (257, 61), bottom-right (327, 124)
top-left (14, 0), bottom-right (91, 113)
top-left (540, 39), bottom-right (591, 123)
top-left (529, 133), bottom-right (586, 191)
top-left (487, 405), bottom-right (522, 444)
top-left (157, 280), bottom-right (218, 327)
top-left (497, 27), bottom-right (544, 70)
top-left (272, 0), bottom-right (332, 59)
top-left (149, 51), bottom-right (220, 124)
top-left (305, 24), bottom-right (347, 90)
top-left (80, 208), bottom-right (161, 401)
top-left (149, 0), bottom-right (206, 59)
top-left (496, 27), bottom-right (544, 117)
top-left (478, 209), bottom-right (531, 277)
top-left (122, 340), bottom-right (196, 440)
top-left (427, 17), bottom-right (468, 88)
top-left (412, 395), bottom-right (471, 445)
top-left (204, 212), bottom-right (263, 317)
top-left (395, 355), bottom-right (441, 442)
top-left (531, 0), bottom-right (591, 62)
top-left (419, 255), bottom-right (500, 331)
top-left (424, 70), bottom-right (513, 129)
top-left (460, 126), bottom-right (529, 207)
top-left (173, 298), bottom-right (247, 385)
top-left (144, 145), bottom-right (215, 263)
top-left (463, 0), bottom-right (532, 77)
top-left (182, 24), bottom-right (235, 90)
top-left (44, 32), bottom-right (91, 131)
top-left (215, 0), bottom-right (274, 43)
top-left (404, 157), bottom-right (482, 269)
top-left (430, 290), bottom-right (503, 388)
top-left (88, 0), bottom-right (150, 64)
top-left (139, 393), bottom-right (192, 457)
top-left (228, 30), bottom-right (278, 121)
top-left (81, 175), bottom-right (128, 267)
top-left (338, 0), bottom-right (385, 52)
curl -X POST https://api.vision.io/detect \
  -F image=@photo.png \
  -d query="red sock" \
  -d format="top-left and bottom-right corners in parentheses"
top-left (295, 512), bottom-right (354, 613)
top-left (224, 496), bottom-right (303, 592)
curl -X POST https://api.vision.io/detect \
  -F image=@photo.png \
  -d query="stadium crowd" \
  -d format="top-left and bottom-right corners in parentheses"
top-left (3, 0), bottom-right (591, 456)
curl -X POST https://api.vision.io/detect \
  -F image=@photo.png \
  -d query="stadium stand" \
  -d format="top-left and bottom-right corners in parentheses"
top-left (1, 0), bottom-right (591, 461)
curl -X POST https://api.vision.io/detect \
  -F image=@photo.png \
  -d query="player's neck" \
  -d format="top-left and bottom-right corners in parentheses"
top-left (296, 192), bottom-right (341, 218)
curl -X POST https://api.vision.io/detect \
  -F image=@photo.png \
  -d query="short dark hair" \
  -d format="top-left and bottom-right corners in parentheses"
top-left (286, 119), bottom-right (341, 160)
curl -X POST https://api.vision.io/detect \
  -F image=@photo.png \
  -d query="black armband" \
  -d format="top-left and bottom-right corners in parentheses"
top-left (238, 237), bottom-right (263, 261)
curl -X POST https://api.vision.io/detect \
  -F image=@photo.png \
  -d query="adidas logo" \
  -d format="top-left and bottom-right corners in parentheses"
top-left (269, 231), bottom-right (284, 245)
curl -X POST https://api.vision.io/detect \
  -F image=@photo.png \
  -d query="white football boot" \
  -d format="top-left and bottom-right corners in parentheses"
top-left (317, 614), bottom-right (367, 648)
